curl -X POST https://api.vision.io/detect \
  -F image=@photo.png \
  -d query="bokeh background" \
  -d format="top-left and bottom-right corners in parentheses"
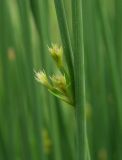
top-left (0, 0), bottom-right (122, 160)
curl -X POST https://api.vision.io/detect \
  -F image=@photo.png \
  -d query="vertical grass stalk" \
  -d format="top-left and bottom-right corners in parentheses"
top-left (72, 0), bottom-right (88, 160)
top-left (53, 0), bottom-right (75, 94)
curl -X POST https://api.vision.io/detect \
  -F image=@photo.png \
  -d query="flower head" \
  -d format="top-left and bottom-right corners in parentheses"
top-left (35, 70), bottom-right (51, 88)
top-left (50, 75), bottom-right (67, 93)
top-left (48, 44), bottom-right (63, 67)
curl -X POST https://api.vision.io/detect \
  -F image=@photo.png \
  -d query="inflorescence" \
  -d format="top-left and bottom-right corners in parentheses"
top-left (35, 44), bottom-right (73, 105)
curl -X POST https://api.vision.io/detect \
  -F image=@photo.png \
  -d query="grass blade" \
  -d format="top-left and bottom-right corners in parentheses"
top-left (71, 0), bottom-right (88, 160)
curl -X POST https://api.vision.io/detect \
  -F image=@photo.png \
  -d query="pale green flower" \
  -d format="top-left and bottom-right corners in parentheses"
top-left (48, 44), bottom-right (63, 67)
top-left (35, 70), bottom-right (51, 89)
top-left (50, 75), bottom-right (67, 93)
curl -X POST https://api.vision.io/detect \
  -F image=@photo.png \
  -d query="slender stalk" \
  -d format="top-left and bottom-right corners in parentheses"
top-left (53, 0), bottom-right (75, 94)
top-left (72, 0), bottom-right (87, 160)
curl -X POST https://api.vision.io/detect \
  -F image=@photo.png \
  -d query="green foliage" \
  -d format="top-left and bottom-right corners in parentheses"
top-left (0, 0), bottom-right (122, 160)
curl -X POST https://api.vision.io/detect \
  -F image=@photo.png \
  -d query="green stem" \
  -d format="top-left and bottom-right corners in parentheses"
top-left (53, 0), bottom-right (75, 95)
top-left (72, 0), bottom-right (88, 160)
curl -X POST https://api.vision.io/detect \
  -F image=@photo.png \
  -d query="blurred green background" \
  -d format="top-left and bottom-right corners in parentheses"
top-left (0, 0), bottom-right (122, 160)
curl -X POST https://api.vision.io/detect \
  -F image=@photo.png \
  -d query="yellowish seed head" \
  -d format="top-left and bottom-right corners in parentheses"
top-left (48, 44), bottom-right (63, 67)
top-left (35, 70), bottom-right (51, 88)
top-left (50, 75), bottom-right (67, 92)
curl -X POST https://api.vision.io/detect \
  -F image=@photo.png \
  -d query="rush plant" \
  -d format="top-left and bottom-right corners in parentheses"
top-left (0, 0), bottom-right (122, 160)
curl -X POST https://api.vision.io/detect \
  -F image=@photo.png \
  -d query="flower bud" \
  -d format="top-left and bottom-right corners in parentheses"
top-left (35, 70), bottom-right (51, 88)
top-left (50, 75), bottom-right (67, 93)
top-left (48, 44), bottom-right (63, 67)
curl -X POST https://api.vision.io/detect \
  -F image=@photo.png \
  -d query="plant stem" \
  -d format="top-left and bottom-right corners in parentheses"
top-left (72, 0), bottom-right (88, 160)
top-left (53, 0), bottom-right (75, 95)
